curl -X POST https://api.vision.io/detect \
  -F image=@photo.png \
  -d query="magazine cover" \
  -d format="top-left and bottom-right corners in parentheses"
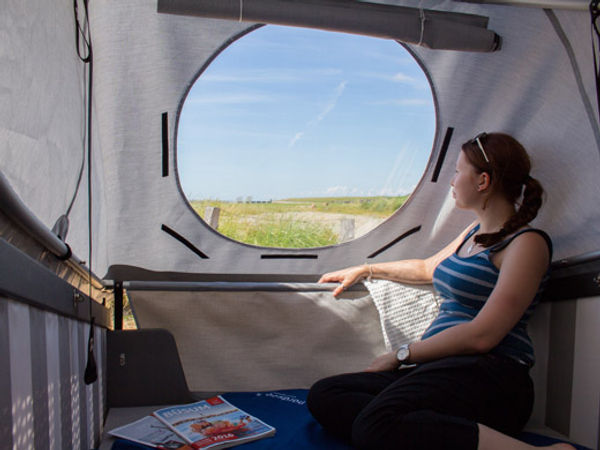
top-left (153, 396), bottom-right (276, 449)
top-left (109, 415), bottom-right (192, 449)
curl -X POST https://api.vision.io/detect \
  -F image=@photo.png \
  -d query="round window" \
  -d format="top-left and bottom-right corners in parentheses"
top-left (177, 25), bottom-right (435, 248)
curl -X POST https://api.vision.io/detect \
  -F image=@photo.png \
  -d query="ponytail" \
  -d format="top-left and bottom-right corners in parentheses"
top-left (475, 175), bottom-right (544, 247)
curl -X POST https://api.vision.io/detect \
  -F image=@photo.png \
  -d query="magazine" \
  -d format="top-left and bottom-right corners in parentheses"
top-left (109, 396), bottom-right (276, 449)
top-left (108, 415), bottom-right (191, 449)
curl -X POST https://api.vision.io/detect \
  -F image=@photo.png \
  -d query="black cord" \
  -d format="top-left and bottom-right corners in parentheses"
top-left (87, 41), bottom-right (94, 324)
top-left (63, 0), bottom-right (92, 224)
top-left (85, 3), bottom-right (96, 384)
top-left (590, 0), bottom-right (600, 123)
top-left (74, 0), bottom-right (98, 385)
top-left (74, 0), bottom-right (91, 63)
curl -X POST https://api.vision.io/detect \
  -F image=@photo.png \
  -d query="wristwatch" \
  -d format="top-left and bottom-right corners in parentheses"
top-left (396, 344), bottom-right (411, 365)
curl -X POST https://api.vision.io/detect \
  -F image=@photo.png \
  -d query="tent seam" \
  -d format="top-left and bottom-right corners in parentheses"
top-left (544, 9), bottom-right (600, 156)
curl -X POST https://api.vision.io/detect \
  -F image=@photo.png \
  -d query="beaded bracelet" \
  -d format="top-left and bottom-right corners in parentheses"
top-left (365, 263), bottom-right (374, 282)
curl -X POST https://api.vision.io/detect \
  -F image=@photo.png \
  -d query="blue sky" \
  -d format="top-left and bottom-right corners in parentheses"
top-left (177, 25), bottom-right (436, 202)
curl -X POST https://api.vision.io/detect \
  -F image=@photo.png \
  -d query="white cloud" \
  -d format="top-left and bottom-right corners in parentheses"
top-left (288, 80), bottom-right (348, 148)
top-left (392, 72), bottom-right (430, 90)
top-left (325, 186), bottom-right (348, 195)
top-left (187, 93), bottom-right (276, 105)
top-left (317, 81), bottom-right (347, 121)
top-left (321, 184), bottom-right (413, 197)
top-left (202, 68), bottom-right (342, 84)
top-left (359, 71), bottom-right (429, 89)
top-left (392, 72), bottom-right (418, 84)
top-left (371, 98), bottom-right (431, 107)
top-left (377, 184), bottom-right (415, 196)
top-left (288, 132), bottom-right (304, 148)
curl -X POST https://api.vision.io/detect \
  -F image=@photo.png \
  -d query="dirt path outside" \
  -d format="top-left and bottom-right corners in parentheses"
top-left (264, 211), bottom-right (386, 240)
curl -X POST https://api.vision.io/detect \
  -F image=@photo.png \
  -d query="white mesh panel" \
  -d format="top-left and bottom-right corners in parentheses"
top-left (364, 280), bottom-right (440, 350)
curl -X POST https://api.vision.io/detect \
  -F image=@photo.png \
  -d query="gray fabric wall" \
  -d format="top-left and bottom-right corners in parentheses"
top-left (130, 288), bottom-right (386, 391)
top-left (410, 4), bottom-right (600, 260)
top-left (2, 0), bottom-right (599, 276)
top-left (87, 0), bottom-right (599, 277)
top-left (0, 0), bottom-right (108, 271)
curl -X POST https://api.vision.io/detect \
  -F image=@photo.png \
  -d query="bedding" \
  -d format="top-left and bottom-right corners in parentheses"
top-left (110, 389), bottom-right (590, 449)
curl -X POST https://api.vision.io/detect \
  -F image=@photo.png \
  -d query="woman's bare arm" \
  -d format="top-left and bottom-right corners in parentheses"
top-left (318, 223), bottom-right (476, 297)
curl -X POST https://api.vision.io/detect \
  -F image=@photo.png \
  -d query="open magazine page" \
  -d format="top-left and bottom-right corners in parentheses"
top-left (109, 415), bottom-right (192, 449)
top-left (153, 396), bottom-right (276, 449)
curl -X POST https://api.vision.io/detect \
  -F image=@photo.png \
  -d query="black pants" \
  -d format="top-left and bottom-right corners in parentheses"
top-left (307, 354), bottom-right (533, 450)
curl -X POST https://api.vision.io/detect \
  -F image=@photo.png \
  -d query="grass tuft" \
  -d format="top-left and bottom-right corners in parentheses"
top-left (191, 196), bottom-right (408, 248)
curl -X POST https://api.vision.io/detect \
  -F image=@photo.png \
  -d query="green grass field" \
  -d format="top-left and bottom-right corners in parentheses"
top-left (190, 196), bottom-right (408, 248)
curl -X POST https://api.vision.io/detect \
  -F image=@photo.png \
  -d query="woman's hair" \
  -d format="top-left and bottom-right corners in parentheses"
top-left (461, 132), bottom-right (544, 247)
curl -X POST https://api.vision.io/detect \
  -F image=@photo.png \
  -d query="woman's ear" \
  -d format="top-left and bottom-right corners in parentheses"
top-left (477, 172), bottom-right (491, 191)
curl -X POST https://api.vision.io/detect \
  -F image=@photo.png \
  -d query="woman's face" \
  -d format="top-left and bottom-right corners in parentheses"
top-left (451, 150), bottom-right (482, 210)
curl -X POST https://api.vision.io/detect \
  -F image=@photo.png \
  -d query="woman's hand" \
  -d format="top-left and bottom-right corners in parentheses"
top-left (365, 352), bottom-right (400, 372)
top-left (318, 265), bottom-right (368, 297)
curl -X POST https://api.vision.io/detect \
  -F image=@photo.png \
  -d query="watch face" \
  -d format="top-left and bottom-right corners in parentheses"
top-left (396, 346), bottom-right (410, 362)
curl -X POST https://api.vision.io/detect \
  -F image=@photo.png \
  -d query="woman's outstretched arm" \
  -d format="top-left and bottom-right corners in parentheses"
top-left (318, 223), bottom-right (476, 297)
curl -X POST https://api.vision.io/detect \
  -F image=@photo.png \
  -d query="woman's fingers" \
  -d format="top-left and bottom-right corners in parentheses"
top-left (317, 273), bottom-right (336, 283)
top-left (332, 284), bottom-right (346, 297)
top-left (320, 273), bottom-right (350, 297)
top-left (318, 270), bottom-right (346, 284)
top-left (319, 266), bottom-right (366, 296)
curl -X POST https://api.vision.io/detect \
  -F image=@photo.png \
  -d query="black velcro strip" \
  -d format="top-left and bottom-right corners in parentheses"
top-left (431, 127), bottom-right (454, 183)
top-left (261, 254), bottom-right (318, 259)
top-left (367, 225), bottom-right (421, 258)
top-left (162, 112), bottom-right (169, 177)
top-left (161, 225), bottom-right (209, 259)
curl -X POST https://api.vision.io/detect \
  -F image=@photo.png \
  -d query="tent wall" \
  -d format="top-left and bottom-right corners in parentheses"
top-left (410, 6), bottom-right (600, 259)
top-left (0, 0), bottom-right (108, 272)
top-left (83, 0), bottom-right (599, 278)
top-left (3, 0), bottom-right (597, 277)
top-left (128, 288), bottom-right (386, 392)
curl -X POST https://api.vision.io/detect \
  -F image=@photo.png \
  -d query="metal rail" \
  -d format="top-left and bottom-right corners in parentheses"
top-left (552, 250), bottom-right (600, 269)
top-left (116, 280), bottom-right (368, 293)
top-left (0, 169), bottom-right (103, 289)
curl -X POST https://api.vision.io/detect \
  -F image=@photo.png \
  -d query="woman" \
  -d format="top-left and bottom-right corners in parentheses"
top-left (308, 133), bottom-right (574, 450)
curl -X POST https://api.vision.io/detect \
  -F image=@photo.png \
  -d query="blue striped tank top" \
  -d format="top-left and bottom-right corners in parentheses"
top-left (421, 225), bottom-right (552, 366)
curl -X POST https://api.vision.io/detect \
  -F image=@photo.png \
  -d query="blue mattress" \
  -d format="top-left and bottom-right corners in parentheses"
top-left (111, 389), bottom-right (590, 449)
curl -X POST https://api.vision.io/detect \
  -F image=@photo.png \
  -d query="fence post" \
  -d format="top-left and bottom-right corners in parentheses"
top-left (340, 218), bottom-right (355, 242)
top-left (204, 206), bottom-right (221, 230)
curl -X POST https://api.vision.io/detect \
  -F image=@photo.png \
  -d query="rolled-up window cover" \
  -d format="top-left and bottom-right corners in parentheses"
top-left (157, 0), bottom-right (501, 52)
